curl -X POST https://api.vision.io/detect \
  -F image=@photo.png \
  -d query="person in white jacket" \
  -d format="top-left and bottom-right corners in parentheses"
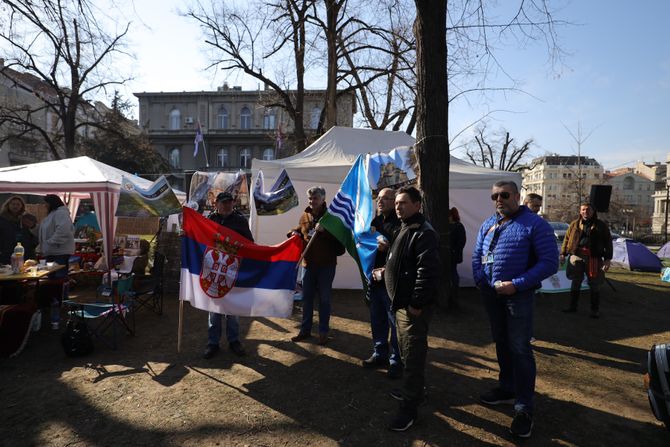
top-left (38, 194), bottom-right (75, 330)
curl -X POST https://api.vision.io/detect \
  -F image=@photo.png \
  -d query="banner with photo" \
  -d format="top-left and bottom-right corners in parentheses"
top-left (188, 170), bottom-right (250, 215)
top-left (252, 169), bottom-right (299, 216)
top-left (366, 147), bottom-right (417, 194)
top-left (116, 175), bottom-right (182, 218)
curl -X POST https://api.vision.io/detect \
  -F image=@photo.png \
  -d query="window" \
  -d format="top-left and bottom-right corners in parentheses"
top-left (310, 106), bottom-right (321, 129)
top-left (262, 148), bottom-right (274, 161)
top-left (263, 109), bottom-right (276, 129)
top-left (217, 107), bottom-right (229, 129)
top-left (169, 148), bottom-right (181, 168)
top-left (169, 109), bottom-right (181, 129)
top-left (623, 177), bottom-right (634, 190)
top-left (240, 148), bottom-right (252, 168)
top-left (217, 148), bottom-right (229, 167)
top-left (240, 107), bottom-right (252, 129)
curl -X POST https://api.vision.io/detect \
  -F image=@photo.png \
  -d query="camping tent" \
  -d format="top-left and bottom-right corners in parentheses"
top-left (0, 156), bottom-right (185, 269)
top-left (611, 238), bottom-right (663, 272)
top-left (251, 126), bottom-right (521, 288)
top-left (657, 242), bottom-right (670, 259)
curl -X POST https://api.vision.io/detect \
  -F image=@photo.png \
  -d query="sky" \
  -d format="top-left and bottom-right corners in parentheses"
top-left (119, 0), bottom-right (670, 171)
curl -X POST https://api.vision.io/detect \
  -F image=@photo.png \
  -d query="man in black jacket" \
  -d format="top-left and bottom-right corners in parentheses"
top-left (378, 186), bottom-right (440, 431)
top-left (363, 187), bottom-right (403, 379)
top-left (203, 192), bottom-right (253, 359)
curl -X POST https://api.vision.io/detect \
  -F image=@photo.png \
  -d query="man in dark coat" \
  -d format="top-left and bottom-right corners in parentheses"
top-left (380, 186), bottom-right (440, 432)
top-left (362, 187), bottom-right (403, 379)
top-left (203, 192), bottom-right (253, 359)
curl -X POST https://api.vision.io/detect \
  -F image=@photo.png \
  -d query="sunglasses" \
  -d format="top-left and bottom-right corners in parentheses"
top-left (491, 192), bottom-right (511, 201)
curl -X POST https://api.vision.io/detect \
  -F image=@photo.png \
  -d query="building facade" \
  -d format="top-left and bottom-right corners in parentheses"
top-left (602, 170), bottom-right (655, 234)
top-left (521, 155), bottom-right (604, 221)
top-left (134, 85), bottom-right (356, 189)
top-left (651, 154), bottom-right (670, 236)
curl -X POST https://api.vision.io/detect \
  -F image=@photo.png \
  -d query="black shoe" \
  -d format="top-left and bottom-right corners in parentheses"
top-left (479, 388), bottom-right (515, 405)
top-left (590, 311), bottom-right (600, 319)
top-left (229, 341), bottom-right (246, 357)
top-left (510, 410), bottom-right (533, 438)
top-left (362, 354), bottom-right (389, 369)
top-left (203, 345), bottom-right (219, 359)
top-left (562, 308), bottom-right (577, 313)
top-left (389, 405), bottom-right (417, 432)
top-left (389, 387), bottom-right (427, 403)
top-left (291, 332), bottom-right (312, 342)
top-left (387, 363), bottom-right (403, 379)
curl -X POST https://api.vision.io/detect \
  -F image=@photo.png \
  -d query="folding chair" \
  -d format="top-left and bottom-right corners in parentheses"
top-left (131, 252), bottom-right (166, 315)
top-left (64, 274), bottom-right (135, 349)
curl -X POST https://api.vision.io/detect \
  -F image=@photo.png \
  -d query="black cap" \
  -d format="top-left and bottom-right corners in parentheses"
top-left (216, 192), bottom-right (234, 202)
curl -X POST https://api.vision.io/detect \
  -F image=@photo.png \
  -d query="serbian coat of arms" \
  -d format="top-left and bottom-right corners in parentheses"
top-left (200, 247), bottom-right (240, 298)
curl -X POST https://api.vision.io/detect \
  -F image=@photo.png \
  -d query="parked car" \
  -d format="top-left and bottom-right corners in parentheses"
top-left (548, 221), bottom-right (569, 243)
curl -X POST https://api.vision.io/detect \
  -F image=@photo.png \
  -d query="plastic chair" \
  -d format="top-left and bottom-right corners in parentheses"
top-left (64, 274), bottom-right (135, 349)
top-left (131, 252), bottom-right (166, 315)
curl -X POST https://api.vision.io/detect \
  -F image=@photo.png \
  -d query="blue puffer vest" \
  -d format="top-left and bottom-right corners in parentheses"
top-left (472, 206), bottom-right (559, 292)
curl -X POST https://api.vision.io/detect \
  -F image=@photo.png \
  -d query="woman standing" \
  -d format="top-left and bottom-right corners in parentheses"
top-left (0, 196), bottom-right (27, 265)
top-left (39, 195), bottom-right (75, 330)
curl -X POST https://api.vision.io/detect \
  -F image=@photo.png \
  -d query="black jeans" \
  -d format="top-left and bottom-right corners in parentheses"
top-left (395, 304), bottom-right (433, 407)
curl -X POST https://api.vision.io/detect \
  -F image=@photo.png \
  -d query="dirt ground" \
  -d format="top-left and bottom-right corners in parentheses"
top-left (1, 268), bottom-right (669, 447)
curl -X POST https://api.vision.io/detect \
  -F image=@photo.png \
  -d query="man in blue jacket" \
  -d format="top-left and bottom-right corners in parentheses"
top-left (472, 180), bottom-right (558, 439)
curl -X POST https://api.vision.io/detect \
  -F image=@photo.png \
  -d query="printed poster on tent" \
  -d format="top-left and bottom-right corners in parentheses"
top-left (252, 169), bottom-right (299, 216)
top-left (366, 147), bottom-right (418, 194)
top-left (116, 175), bottom-right (182, 217)
top-left (188, 170), bottom-right (249, 215)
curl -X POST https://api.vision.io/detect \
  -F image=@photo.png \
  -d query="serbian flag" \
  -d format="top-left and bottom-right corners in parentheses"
top-left (180, 207), bottom-right (302, 317)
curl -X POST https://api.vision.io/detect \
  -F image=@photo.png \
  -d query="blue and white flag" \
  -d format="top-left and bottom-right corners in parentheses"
top-left (319, 155), bottom-right (378, 284)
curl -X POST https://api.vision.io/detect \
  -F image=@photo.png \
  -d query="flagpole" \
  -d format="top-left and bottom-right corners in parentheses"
top-left (177, 298), bottom-right (184, 353)
top-left (296, 229), bottom-right (321, 268)
top-left (202, 133), bottom-right (209, 169)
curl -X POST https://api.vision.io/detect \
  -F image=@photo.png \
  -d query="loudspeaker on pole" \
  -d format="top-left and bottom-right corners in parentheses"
top-left (589, 185), bottom-right (612, 213)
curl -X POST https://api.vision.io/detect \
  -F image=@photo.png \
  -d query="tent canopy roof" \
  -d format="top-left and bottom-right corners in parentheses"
top-left (252, 126), bottom-right (520, 188)
top-left (0, 156), bottom-right (184, 198)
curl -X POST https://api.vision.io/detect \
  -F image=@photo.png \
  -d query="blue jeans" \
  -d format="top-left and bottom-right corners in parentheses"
top-left (46, 254), bottom-right (70, 323)
top-left (481, 285), bottom-right (536, 413)
top-left (300, 264), bottom-right (336, 335)
top-left (207, 313), bottom-right (240, 347)
top-left (369, 284), bottom-right (402, 365)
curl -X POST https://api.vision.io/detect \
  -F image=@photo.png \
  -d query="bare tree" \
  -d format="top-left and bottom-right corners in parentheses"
top-left (465, 125), bottom-right (534, 171)
top-left (185, 0), bottom-right (313, 153)
top-left (0, 0), bottom-right (132, 159)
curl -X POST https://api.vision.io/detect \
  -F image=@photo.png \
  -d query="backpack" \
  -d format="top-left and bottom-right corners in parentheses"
top-left (646, 343), bottom-right (670, 431)
top-left (61, 318), bottom-right (94, 357)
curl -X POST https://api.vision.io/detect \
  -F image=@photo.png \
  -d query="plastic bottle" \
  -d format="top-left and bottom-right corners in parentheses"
top-left (11, 242), bottom-right (24, 274)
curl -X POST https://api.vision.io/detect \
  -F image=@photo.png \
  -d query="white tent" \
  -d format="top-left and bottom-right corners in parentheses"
top-left (251, 126), bottom-right (521, 288)
top-left (0, 156), bottom-right (185, 268)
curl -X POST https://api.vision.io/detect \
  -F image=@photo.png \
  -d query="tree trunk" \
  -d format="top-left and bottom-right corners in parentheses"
top-left (413, 1), bottom-right (452, 309)
top-left (323, 0), bottom-right (339, 131)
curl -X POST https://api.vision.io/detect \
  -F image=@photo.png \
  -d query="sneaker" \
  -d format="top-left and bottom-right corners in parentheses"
top-left (51, 321), bottom-right (59, 330)
top-left (389, 387), bottom-right (427, 403)
top-left (479, 388), bottom-right (515, 406)
top-left (387, 363), bottom-right (403, 379)
top-left (529, 337), bottom-right (536, 344)
top-left (362, 354), bottom-right (389, 369)
top-left (509, 410), bottom-right (533, 438)
top-left (229, 341), bottom-right (246, 357)
top-left (317, 333), bottom-right (329, 346)
top-left (388, 405), bottom-right (417, 432)
top-left (203, 345), bottom-right (220, 359)
top-left (291, 332), bottom-right (312, 342)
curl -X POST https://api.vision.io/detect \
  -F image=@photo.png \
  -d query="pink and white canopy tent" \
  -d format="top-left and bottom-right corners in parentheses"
top-left (0, 156), bottom-right (185, 268)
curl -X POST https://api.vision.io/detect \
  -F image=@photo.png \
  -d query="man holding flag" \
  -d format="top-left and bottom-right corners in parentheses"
top-left (203, 192), bottom-right (253, 359)
top-left (289, 186), bottom-right (345, 345)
